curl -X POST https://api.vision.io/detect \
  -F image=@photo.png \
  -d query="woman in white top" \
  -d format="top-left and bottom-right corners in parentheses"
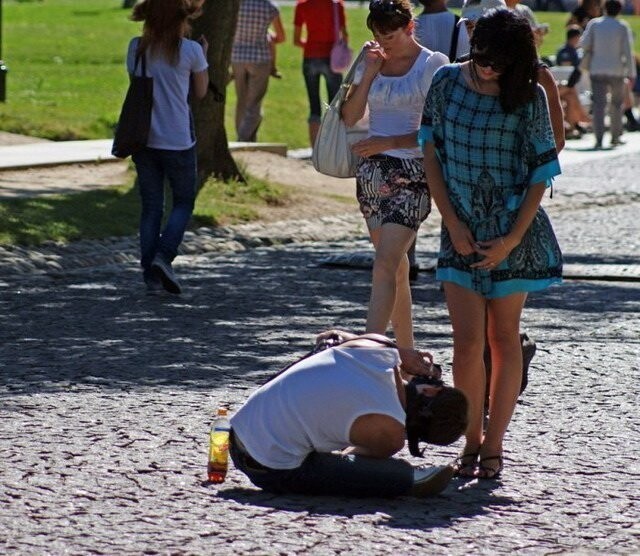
top-left (341, 0), bottom-right (447, 350)
top-left (126, 0), bottom-right (209, 294)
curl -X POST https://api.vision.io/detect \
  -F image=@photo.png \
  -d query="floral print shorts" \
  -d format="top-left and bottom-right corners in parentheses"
top-left (355, 156), bottom-right (431, 232)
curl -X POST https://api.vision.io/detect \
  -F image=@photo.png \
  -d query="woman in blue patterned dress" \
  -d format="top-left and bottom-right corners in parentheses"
top-left (341, 0), bottom-right (447, 351)
top-left (420, 9), bottom-right (562, 478)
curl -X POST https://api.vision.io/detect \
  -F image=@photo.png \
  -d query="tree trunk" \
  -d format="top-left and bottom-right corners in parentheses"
top-left (190, 0), bottom-right (243, 185)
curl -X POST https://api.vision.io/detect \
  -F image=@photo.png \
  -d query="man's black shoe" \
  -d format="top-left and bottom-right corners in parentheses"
top-left (409, 265), bottom-right (419, 282)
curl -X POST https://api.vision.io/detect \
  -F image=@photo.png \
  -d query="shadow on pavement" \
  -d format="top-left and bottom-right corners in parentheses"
top-left (217, 479), bottom-right (515, 531)
top-left (0, 245), bottom-right (637, 395)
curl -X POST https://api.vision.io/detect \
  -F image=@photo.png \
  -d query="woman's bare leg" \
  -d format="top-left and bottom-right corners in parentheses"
top-left (481, 292), bottom-right (528, 473)
top-left (366, 224), bottom-right (417, 348)
top-left (443, 282), bottom-right (487, 455)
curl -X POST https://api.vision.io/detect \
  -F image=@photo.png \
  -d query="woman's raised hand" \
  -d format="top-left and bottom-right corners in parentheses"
top-left (363, 41), bottom-right (386, 73)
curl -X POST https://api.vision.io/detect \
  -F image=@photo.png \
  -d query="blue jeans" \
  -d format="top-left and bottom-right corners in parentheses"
top-left (230, 431), bottom-right (414, 498)
top-left (302, 58), bottom-right (343, 123)
top-left (132, 146), bottom-right (196, 277)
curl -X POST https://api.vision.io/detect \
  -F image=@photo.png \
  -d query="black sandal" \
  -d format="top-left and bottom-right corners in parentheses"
top-left (477, 455), bottom-right (504, 479)
top-left (453, 452), bottom-right (478, 477)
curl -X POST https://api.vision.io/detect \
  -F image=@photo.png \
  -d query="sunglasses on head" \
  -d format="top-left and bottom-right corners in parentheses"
top-left (369, 0), bottom-right (406, 16)
top-left (471, 48), bottom-right (510, 73)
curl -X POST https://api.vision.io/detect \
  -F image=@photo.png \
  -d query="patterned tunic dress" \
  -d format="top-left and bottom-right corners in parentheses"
top-left (420, 64), bottom-right (563, 298)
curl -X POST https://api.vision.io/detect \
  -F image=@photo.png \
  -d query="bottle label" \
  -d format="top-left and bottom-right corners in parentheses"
top-left (209, 430), bottom-right (229, 465)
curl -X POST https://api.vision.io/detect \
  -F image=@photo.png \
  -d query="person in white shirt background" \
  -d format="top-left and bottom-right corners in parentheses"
top-left (580, 0), bottom-right (637, 149)
top-left (414, 0), bottom-right (471, 62)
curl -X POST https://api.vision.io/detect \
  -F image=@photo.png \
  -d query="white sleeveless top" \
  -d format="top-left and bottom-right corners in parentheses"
top-left (353, 46), bottom-right (448, 159)
top-left (230, 347), bottom-right (406, 469)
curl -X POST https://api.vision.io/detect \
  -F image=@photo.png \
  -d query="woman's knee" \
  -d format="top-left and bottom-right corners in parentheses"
top-left (452, 334), bottom-right (485, 362)
top-left (372, 253), bottom-right (405, 283)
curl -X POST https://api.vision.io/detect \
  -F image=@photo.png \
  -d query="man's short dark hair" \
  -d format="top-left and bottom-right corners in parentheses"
top-left (566, 25), bottom-right (582, 41)
top-left (604, 0), bottom-right (622, 16)
top-left (405, 383), bottom-right (468, 457)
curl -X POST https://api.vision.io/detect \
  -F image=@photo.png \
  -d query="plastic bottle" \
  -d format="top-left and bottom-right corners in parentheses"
top-left (207, 408), bottom-right (230, 483)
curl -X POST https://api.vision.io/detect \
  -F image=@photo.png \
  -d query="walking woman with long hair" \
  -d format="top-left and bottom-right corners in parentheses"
top-left (341, 0), bottom-right (448, 351)
top-left (421, 9), bottom-right (563, 478)
top-left (127, 0), bottom-right (209, 294)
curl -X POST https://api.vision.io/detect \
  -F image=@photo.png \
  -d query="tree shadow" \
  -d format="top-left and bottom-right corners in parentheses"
top-left (0, 243), bottom-right (637, 396)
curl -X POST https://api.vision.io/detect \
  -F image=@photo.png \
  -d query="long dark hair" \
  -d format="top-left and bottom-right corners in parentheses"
top-left (131, 0), bottom-right (200, 65)
top-left (471, 8), bottom-right (538, 113)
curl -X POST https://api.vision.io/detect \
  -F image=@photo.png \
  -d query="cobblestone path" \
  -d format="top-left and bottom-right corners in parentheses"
top-left (1, 153), bottom-right (639, 554)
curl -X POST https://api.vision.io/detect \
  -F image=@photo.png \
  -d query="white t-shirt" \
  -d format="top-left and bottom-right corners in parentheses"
top-left (414, 12), bottom-right (470, 62)
top-left (126, 37), bottom-right (208, 150)
top-left (353, 47), bottom-right (448, 158)
top-left (230, 347), bottom-right (406, 470)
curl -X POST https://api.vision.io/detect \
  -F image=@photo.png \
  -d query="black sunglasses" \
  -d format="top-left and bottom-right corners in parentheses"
top-left (471, 48), bottom-right (510, 73)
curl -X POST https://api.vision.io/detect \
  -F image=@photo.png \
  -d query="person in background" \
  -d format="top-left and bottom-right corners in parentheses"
top-left (294, 0), bottom-right (350, 147)
top-left (411, 0), bottom-right (472, 281)
top-left (580, 0), bottom-right (636, 149)
top-left (231, 0), bottom-right (286, 142)
top-left (622, 54), bottom-right (640, 132)
top-left (458, 0), bottom-right (505, 38)
top-left (341, 0), bottom-right (448, 350)
top-left (504, 0), bottom-right (549, 50)
top-left (556, 25), bottom-right (583, 67)
top-left (555, 25), bottom-right (592, 138)
top-left (414, 0), bottom-right (471, 62)
top-left (127, 0), bottom-right (209, 295)
top-left (421, 8), bottom-right (563, 479)
top-left (567, 0), bottom-right (602, 30)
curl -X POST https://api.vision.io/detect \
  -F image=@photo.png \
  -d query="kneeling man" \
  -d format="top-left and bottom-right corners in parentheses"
top-left (229, 331), bottom-right (468, 498)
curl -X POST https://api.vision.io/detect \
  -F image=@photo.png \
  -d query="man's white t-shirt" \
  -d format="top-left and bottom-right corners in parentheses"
top-left (230, 347), bottom-right (406, 470)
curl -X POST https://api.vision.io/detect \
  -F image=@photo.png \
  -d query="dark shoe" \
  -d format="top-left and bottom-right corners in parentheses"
top-left (574, 123), bottom-right (589, 135)
top-left (409, 264), bottom-right (419, 282)
top-left (520, 332), bottom-right (536, 395)
top-left (151, 256), bottom-right (181, 294)
top-left (476, 455), bottom-right (504, 480)
top-left (452, 452), bottom-right (478, 478)
top-left (410, 465), bottom-right (454, 497)
top-left (594, 141), bottom-right (603, 150)
top-left (144, 273), bottom-right (164, 295)
top-left (611, 138), bottom-right (625, 147)
top-left (270, 68), bottom-right (283, 79)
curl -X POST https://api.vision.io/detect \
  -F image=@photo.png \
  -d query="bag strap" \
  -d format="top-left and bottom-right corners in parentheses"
top-left (332, 0), bottom-right (340, 43)
top-left (260, 334), bottom-right (398, 386)
top-left (448, 15), bottom-right (461, 63)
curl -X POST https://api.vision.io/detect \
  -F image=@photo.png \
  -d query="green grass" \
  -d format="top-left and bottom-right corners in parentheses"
top-left (5, 1), bottom-right (637, 147)
top-left (0, 171), bottom-right (287, 246)
top-left (0, 1), bottom-right (638, 246)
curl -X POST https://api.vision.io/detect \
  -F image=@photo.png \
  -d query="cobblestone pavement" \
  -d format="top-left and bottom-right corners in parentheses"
top-left (1, 152), bottom-right (639, 554)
